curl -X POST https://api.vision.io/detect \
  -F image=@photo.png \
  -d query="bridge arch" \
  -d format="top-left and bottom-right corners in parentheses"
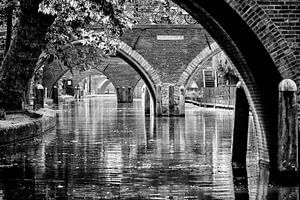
top-left (43, 62), bottom-right (115, 97)
top-left (71, 71), bottom-right (117, 95)
top-left (116, 41), bottom-right (161, 102)
top-left (72, 70), bottom-right (103, 88)
top-left (174, 0), bottom-right (299, 169)
top-left (98, 79), bottom-right (115, 94)
top-left (44, 40), bottom-right (161, 106)
top-left (178, 42), bottom-right (221, 89)
top-left (133, 78), bottom-right (145, 99)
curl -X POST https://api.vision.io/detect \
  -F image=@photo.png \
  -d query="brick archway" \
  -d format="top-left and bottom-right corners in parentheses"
top-left (117, 41), bottom-right (161, 102)
top-left (174, 0), bottom-right (299, 82)
top-left (98, 79), bottom-right (115, 94)
top-left (174, 0), bottom-right (299, 169)
top-left (43, 62), bottom-right (115, 97)
top-left (178, 42), bottom-right (221, 88)
top-left (43, 40), bottom-right (161, 104)
top-left (133, 78), bottom-right (144, 92)
top-left (72, 70), bottom-right (103, 88)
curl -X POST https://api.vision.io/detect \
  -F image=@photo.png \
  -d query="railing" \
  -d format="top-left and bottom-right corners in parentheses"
top-left (185, 86), bottom-right (236, 109)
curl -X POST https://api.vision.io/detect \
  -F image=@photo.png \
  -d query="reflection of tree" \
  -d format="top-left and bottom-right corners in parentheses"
top-left (0, 137), bottom-right (47, 200)
top-left (0, 166), bottom-right (36, 200)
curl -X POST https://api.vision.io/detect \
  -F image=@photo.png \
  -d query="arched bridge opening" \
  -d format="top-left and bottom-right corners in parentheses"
top-left (174, 0), bottom-right (299, 174)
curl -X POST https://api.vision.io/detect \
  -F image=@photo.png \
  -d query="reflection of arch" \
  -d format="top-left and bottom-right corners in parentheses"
top-left (98, 79), bottom-right (114, 94)
top-left (178, 42), bottom-right (221, 89)
top-left (174, 0), bottom-right (298, 169)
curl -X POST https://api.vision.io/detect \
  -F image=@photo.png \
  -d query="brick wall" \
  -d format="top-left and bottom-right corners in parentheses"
top-left (104, 63), bottom-right (141, 89)
top-left (256, 1), bottom-right (300, 68)
top-left (121, 24), bottom-right (213, 84)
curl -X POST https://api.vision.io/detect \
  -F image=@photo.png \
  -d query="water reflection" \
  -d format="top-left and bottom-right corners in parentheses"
top-left (0, 97), bottom-right (298, 199)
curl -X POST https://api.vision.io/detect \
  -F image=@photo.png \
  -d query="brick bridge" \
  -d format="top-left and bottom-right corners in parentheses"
top-left (173, 0), bottom-right (300, 172)
top-left (44, 24), bottom-right (214, 115)
top-left (43, 56), bottom-right (141, 103)
top-left (3, 0), bottom-right (298, 174)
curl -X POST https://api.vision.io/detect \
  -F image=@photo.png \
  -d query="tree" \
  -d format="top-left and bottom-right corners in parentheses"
top-left (0, 0), bottom-right (196, 111)
top-left (0, 0), bottom-right (133, 110)
top-left (215, 52), bottom-right (239, 85)
top-left (0, 0), bottom-right (19, 56)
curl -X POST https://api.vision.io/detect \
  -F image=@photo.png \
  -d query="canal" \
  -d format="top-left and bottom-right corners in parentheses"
top-left (0, 96), bottom-right (298, 199)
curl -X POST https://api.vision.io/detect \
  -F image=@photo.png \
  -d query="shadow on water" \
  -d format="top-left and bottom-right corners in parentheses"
top-left (0, 97), bottom-right (298, 199)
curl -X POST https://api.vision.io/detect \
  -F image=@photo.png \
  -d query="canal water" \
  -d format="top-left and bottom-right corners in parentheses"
top-left (0, 96), bottom-right (298, 200)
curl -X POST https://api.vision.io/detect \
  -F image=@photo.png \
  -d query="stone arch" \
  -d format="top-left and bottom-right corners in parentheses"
top-left (43, 65), bottom-right (69, 97)
top-left (133, 78), bottom-right (145, 99)
top-left (98, 79), bottom-right (115, 94)
top-left (187, 80), bottom-right (198, 89)
top-left (43, 61), bottom-right (115, 97)
top-left (178, 42), bottom-right (221, 89)
top-left (43, 40), bottom-right (161, 106)
top-left (72, 70), bottom-right (103, 88)
top-left (173, 0), bottom-right (299, 170)
top-left (175, 0), bottom-right (298, 82)
top-left (117, 41), bottom-right (161, 102)
top-left (133, 78), bottom-right (144, 91)
top-left (72, 71), bottom-right (117, 95)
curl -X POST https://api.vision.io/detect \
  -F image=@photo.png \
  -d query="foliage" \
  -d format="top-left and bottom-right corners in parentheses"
top-left (0, 0), bottom-right (19, 27)
top-left (217, 59), bottom-right (235, 77)
top-left (1, 0), bottom-right (197, 72)
top-left (36, 0), bottom-right (135, 71)
top-left (0, 108), bottom-right (6, 120)
top-left (37, 0), bottom-right (198, 72)
top-left (122, 0), bottom-right (197, 24)
top-left (216, 53), bottom-right (237, 79)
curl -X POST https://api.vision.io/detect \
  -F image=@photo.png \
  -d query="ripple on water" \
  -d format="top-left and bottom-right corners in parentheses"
top-left (0, 97), bottom-right (298, 199)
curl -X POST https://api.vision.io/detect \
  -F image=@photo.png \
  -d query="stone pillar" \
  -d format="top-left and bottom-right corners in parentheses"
top-left (150, 93), bottom-right (155, 116)
top-left (156, 84), bottom-right (162, 116)
top-left (117, 86), bottom-right (134, 103)
top-left (278, 79), bottom-right (298, 174)
top-left (155, 83), bottom-right (185, 116)
top-left (122, 87), bottom-right (126, 102)
top-left (34, 84), bottom-right (44, 110)
top-left (169, 84), bottom-right (175, 115)
top-left (232, 81), bottom-right (249, 168)
top-left (161, 84), bottom-right (170, 116)
top-left (144, 88), bottom-right (151, 115)
top-left (44, 87), bottom-right (48, 99)
top-left (88, 75), bottom-right (92, 95)
top-left (52, 85), bottom-right (59, 104)
top-left (179, 86), bottom-right (185, 116)
top-left (116, 87), bottom-right (121, 102)
top-left (128, 87), bottom-right (133, 102)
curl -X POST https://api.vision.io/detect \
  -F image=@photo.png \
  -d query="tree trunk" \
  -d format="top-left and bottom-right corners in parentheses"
top-left (0, 0), bottom-right (54, 110)
top-left (5, 5), bottom-right (13, 54)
